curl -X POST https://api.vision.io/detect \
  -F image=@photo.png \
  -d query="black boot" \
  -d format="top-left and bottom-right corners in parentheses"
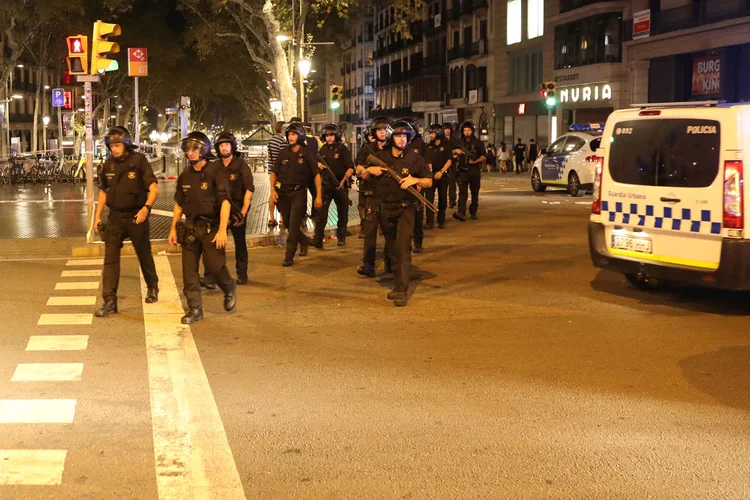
top-left (357, 265), bottom-right (376, 278)
top-left (145, 288), bottom-right (159, 304)
top-left (414, 244), bottom-right (423, 254)
top-left (299, 241), bottom-right (309, 256)
top-left (282, 257), bottom-right (294, 267)
top-left (312, 239), bottom-right (323, 249)
top-left (224, 289), bottom-right (237, 312)
top-left (387, 289), bottom-right (399, 300)
top-left (393, 293), bottom-right (408, 307)
top-left (199, 277), bottom-right (216, 290)
top-left (383, 257), bottom-right (393, 274)
top-left (453, 212), bottom-right (466, 222)
top-left (337, 237), bottom-right (346, 246)
top-left (94, 300), bottom-right (117, 318)
top-left (236, 274), bottom-right (248, 285)
top-left (181, 308), bottom-right (203, 325)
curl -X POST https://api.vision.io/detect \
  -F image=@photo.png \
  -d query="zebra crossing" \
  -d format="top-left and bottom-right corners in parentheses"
top-left (0, 258), bottom-right (100, 486)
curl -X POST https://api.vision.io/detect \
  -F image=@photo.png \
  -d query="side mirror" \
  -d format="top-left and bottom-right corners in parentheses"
top-left (541, 148), bottom-right (547, 155)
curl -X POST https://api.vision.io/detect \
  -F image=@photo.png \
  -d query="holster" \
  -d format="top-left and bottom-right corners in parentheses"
top-left (176, 221), bottom-right (186, 245)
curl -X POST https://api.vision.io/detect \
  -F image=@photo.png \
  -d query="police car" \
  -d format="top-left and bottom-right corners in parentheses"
top-left (589, 101), bottom-right (750, 290)
top-left (530, 124), bottom-right (603, 197)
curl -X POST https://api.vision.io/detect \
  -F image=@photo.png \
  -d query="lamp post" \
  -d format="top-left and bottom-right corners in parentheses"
top-left (298, 59), bottom-right (311, 121)
top-left (42, 116), bottom-right (50, 154)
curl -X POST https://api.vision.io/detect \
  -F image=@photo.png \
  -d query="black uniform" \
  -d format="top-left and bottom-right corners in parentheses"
top-left (357, 141), bottom-right (377, 235)
top-left (445, 133), bottom-right (458, 207)
top-left (175, 162), bottom-right (235, 311)
top-left (513, 141), bottom-right (527, 173)
top-left (272, 144), bottom-right (321, 260)
top-left (358, 142), bottom-right (391, 271)
top-left (98, 151), bottom-right (158, 302)
top-left (219, 155), bottom-right (255, 279)
top-left (315, 141), bottom-right (354, 244)
top-left (425, 140), bottom-right (453, 227)
top-left (409, 137), bottom-right (429, 250)
top-left (373, 148), bottom-right (431, 293)
top-left (456, 136), bottom-right (486, 218)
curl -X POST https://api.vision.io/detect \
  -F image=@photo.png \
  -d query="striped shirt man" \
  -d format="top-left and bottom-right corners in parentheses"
top-left (267, 133), bottom-right (286, 171)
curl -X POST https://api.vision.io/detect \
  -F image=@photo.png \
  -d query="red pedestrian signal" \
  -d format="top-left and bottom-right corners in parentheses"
top-left (66, 35), bottom-right (89, 75)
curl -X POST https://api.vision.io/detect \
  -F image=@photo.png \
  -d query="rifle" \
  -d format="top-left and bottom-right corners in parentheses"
top-left (365, 154), bottom-right (438, 214)
top-left (316, 154), bottom-right (341, 186)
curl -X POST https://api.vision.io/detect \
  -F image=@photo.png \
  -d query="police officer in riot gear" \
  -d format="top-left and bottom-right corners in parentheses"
top-left (400, 117), bottom-right (429, 253)
top-left (425, 124), bottom-right (453, 229)
top-left (356, 116), bottom-right (391, 277)
top-left (452, 120), bottom-right (486, 222)
top-left (269, 122), bottom-right (323, 267)
top-left (443, 123), bottom-right (458, 208)
top-left (364, 120), bottom-right (432, 306)
top-left (357, 127), bottom-right (376, 238)
top-left (314, 123), bottom-right (354, 248)
top-left (169, 131), bottom-right (236, 325)
top-left (94, 126), bottom-right (159, 318)
top-left (214, 131), bottom-right (254, 284)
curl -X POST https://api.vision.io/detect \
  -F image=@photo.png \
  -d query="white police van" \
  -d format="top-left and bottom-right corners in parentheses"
top-left (589, 101), bottom-right (750, 290)
top-left (531, 124), bottom-right (603, 197)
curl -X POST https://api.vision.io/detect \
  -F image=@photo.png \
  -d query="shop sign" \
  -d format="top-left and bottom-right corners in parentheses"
top-left (692, 56), bottom-right (721, 96)
top-left (633, 10), bottom-right (651, 40)
top-left (559, 83), bottom-right (612, 104)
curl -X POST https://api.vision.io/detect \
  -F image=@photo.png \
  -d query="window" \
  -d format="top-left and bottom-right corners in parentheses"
top-left (608, 120), bottom-right (721, 188)
top-left (507, 0), bottom-right (522, 45)
top-left (528, 0), bottom-right (544, 39)
top-left (589, 138), bottom-right (601, 151)
top-left (508, 48), bottom-right (543, 95)
top-left (547, 137), bottom-right (566, 154)
top-left (563, 136), bottom-right (586, 153)
top-left (555, 13), bottom-right (622, 69)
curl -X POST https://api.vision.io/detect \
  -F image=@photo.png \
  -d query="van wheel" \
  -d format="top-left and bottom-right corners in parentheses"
top-left (625, 273), bottom-right (666, 290)
top-left (568, 172), bottom-right (584, 197)
top-left (531, 169), bottom-right (546, 192)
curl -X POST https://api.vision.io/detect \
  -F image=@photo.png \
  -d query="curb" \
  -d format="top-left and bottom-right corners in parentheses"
top-left (70, 219), bottom-right (363, 257)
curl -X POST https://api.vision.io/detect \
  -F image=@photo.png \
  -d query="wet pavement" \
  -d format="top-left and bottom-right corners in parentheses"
top-left (0, 175), bottom-right (360, 240)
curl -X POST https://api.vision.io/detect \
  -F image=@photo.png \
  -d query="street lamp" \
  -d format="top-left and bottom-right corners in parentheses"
top-left (42, 116), bottom-right (50, 153)
top-left (299, 59), bottom-right (311, 79)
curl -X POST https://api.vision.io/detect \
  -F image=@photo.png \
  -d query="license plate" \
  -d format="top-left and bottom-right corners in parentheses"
top-left (611, 235), bottom-right (652, 254)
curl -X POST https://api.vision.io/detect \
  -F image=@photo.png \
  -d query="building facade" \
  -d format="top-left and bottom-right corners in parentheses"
top-left (624, 0), bottom-right (750, 106)
top-left (340, 7), bottom-right (376, 148)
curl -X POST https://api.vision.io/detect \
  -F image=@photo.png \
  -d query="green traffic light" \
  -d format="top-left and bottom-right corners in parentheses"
top-left (545, 97), bottom-right (556, 107)
top-left (330, 101), bottom-right (340, 110)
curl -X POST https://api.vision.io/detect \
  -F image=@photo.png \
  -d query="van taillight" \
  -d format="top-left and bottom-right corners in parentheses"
top-left (590, 156), bottom-right (604, 214)
top-left (723, 160), bottom-right (744, 229)
top-left (639, 110), bottom-right (661, 116)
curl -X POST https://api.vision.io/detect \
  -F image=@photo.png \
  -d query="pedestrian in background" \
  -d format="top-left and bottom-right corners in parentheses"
top-left (485, 144), bottom-right (496, 173)
top-left (498, 142), bottom-right (511, 173)
top-left (527, 138), bottom-right (539, 172)
top-left (266, 121), bottom-right (285, 228)
top-left (513, 138), bottom-right (526, 174)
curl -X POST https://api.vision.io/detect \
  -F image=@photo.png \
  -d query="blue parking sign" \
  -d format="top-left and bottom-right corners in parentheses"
top-left (52, 88), bottom-right (65, 107)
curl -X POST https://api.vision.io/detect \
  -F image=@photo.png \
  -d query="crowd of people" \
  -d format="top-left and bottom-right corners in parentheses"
top-left (484, 138), bottom-right (542, 174)
top-left (92, 116), bottom-right (492, 325)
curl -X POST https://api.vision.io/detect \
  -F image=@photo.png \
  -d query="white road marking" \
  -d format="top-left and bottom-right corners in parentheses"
top-left (66, 259), bottom-right (103, 266)
top-left (61, 270), bottom-right (101, 278)
top-left (26, 335), bottom-right (89, 351)
top-left (11, 363), bottom-right (84, 382)
top-left (140, 256), bottom-right (245, 499)
top-left (54, 282), bottom-right (99, 290)
top-left (0, 400), bottom-right (77, 424)
top-left (46, 296), bottom-right (97, 306)
top-left (38, 314), bottom-right (92, 326)
top-left (0, 450), bottom-right (67, 485)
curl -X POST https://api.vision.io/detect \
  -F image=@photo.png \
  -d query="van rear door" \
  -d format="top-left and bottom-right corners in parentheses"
top-left (602, 118), bottom-right (724, 270)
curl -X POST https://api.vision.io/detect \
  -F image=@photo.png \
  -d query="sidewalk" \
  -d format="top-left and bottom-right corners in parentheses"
top-left (0, 172), bottom-right (531, 256)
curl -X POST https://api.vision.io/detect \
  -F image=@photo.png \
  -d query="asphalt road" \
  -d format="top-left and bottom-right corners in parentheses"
top-left (0, 176), bottom-right (748, 499)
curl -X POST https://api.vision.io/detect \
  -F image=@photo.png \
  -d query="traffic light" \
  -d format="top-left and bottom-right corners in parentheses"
top-left (90, 20), bottom-right (121, 74)
top-left (545, 81), bottom-right (557, 107)
top-left (66, 35), bottom-right (89, 75)
top-left (330, 85), bottom-right (341, 110)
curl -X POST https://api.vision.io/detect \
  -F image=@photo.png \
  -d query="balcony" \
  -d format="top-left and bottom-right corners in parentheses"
top-left (412, 75), bottom-right (446, 103)
top-left (447, 43), bottom-right (475, 62)
top-left (423, 54), bottom-right (447, 76)
top-left (624, 0), bottom-right (750, 40)
top-left (560, 0), bottom-right (618, 14)
top-left (368, 106), bottom-right (415, 120)
top-left (422, 13), bottom-right (445, 37)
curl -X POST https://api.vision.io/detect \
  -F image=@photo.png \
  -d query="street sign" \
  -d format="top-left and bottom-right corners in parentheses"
top-left (633, 10), bottom-right (651, 40)
top-left (52, 88), bottom-right (65, 107)
top-left (128, 48), bottom-right (148, 77)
